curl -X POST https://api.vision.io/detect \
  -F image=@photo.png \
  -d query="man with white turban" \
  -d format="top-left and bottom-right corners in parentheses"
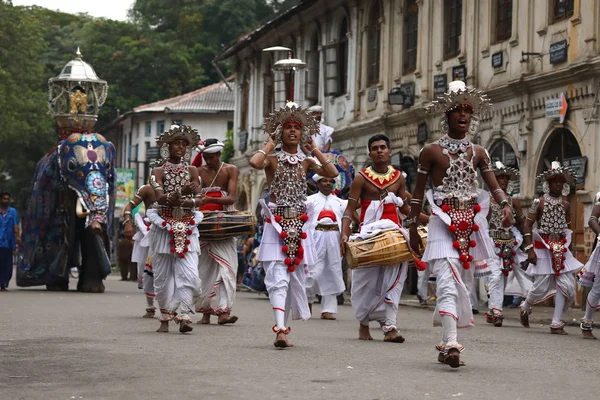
top-left (194, 138), bottom-right (241, 325)
top-left (305, 174), bottom-right (347, 320)
top-left (306, 105), bottom-right (333, 152)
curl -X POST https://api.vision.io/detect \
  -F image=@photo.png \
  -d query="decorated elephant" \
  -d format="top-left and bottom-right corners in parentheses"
top-left (17, 133), bottom-right (116, 292)
top-left (17, 49), bottom-right (115, 292)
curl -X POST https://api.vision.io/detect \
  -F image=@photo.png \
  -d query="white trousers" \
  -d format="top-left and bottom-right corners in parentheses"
top-left (431, 258), bottom-right (474, 352)
top-left (196, 239), bottom-right (237, 315)
top-left (153, 252), bottom-right (201, 322)
top-left (487, 256), bottom-right (532, 315)
top-left (584, 275), bottom-right (600, 321)
top-left (522, 273), bottom-right (576, 326)
top-left (351, 264), bottom-right (407, 332)
top-left (264, 260), bottom-right (311, 330)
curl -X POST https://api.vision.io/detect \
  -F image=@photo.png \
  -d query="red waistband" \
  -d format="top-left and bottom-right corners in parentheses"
top-left (534, 241), bottom-right (546, 249)
top-left (199, 191), bottom-right (224, 211)
top-left (317, 210), bottom-right (337, 222)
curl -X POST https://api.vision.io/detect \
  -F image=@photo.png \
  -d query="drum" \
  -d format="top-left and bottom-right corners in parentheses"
top-left (345, 227), bottom-right (427, 269)
top-left (198, 211), bottom-right (256, 241)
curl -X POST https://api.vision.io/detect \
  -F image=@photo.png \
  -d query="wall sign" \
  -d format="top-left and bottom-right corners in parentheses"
top-left (562, 156), bottom-right (587, 185)
top-left (492, 52), bottom-right (503, 68)
top-left (146, 147), bottom-right (159, 159)
top-left (367, 86), bottom-right (378, 103)
top-left (433, 74), bottom-right (447, 96)
top-left (549, 40), bottom-right (568, 65)
top-left (545, 93), bottom-right (568, 123)
top-left (452, 65), bottom-right (467, 82)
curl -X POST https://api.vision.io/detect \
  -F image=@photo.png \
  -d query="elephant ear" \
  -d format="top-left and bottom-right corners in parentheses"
top-left (17, 148), bottom-right (68, 287)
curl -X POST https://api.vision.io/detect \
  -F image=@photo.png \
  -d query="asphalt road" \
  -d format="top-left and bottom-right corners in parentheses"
top-left (1, 276), bottom-right (598, 400)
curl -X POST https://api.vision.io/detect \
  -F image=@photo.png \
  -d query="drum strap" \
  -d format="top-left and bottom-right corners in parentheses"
top-left (207, 162), bottom-right (225, 189)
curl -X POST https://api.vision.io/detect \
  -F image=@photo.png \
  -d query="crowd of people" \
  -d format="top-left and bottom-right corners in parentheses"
top-left (4, 78), bottom-right (596, 369)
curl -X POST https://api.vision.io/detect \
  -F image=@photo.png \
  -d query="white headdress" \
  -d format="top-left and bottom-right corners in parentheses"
top-left (263, 102), bottom-right (320, 145)
top-left (198, 138), bottom-right (224, 154)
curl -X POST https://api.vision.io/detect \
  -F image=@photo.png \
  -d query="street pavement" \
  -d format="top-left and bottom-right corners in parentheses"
top-left (1, 276), bottom-right (599, 400)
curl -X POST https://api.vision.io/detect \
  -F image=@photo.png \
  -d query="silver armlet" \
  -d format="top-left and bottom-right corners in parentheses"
top-left (523, 233), bottom-right (532, 237)
top-left (124, 211), bottom-right (132, 215)
top-left (348, 197), bottom-right (358, 202)
top-left (405, 216), bottom-right (418, 226)
top-left (523, 244), bottom-right (533, 252)
top-left (128, 200), bottom-right (136, 206)
top-left (257, 150), bottom-right (267, 157)
top-left (322, 159), bottom-right (332, 167)
top-left (410, 198), bottom-right (423, 205)
top-left (417, 168), bottom-right (429, 175)
top-left (342, 216), bottom-right (352, 221)
top-left (481, 166), bottom-right (493, 173)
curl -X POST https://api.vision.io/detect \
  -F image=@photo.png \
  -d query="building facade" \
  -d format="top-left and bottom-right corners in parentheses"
top-left (219, 0), bottom-right (600, 260)
top-left (103, 80), bottom-right (235, 189)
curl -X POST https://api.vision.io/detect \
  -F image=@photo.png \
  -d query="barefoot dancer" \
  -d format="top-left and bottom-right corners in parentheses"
top-left (194, 138), bottom-right (240, 325)
top-left (484, 162), bottom-right (532, 327)
top-left (306, 174), bottom-right (347, 320)
top-left (519, 161), bottom-right (583, 334)
top-left (579, 192), bottom-right (600, 339)
top-left (123, 183), bottom-right (158, 318)
top-left (249, 102), bottom-right (338, 348)
top-left (407, 80), bottom-right (513, 368)
top-left (147, 125), bottom-right (204, 333)
top-left (341, 134), bottom-right (411, 343)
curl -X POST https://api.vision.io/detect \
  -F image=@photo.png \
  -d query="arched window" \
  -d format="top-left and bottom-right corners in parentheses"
top-left (305, 31), bottom-right (320, 104)
top-left (263, 55), bottom-right (274, 117)
top-left (489, 139), bottom-right (520, 194)
top-left (367, 1), bottom-right (381, 86)
top-left (537, 128), bottom-right (583, 191)
top-left (338, 17), bottom-right (349, 95)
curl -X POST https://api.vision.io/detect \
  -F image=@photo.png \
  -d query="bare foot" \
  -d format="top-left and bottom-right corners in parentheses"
top-left (519, 307), bottom-right (530, 328)
top-left (437, 353), bottom-right (446, 363)
top-left (550, 327), bottom-right (568, 335)
top-left (493, 316), bottom-right (503, 327)
top-left (198, 314), bottom-right (211, 325)
top-left (582, 330), bottom-right (597, 340)
top-left (383, 330), bottom-right (405, 343)
top-left (156, 321), bottom-right (169, 333)
top-left (142, 309), bottom-right (155, 318)
top-left (217, 313), bottom-right (239, 325)
top-left (445, 348), bottom-right (462, 368)
top-left (320, 312), bottom-right (336, 320)
top-left (274, 332), bottom-right (290, 348)
top-left (358, 324), bottom-right (373, 340)
top-left (179, 320), bottom-right (193, 333)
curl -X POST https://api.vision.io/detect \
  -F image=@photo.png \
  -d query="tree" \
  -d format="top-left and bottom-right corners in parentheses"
top-left (221, 129), bottom-right (235, 163)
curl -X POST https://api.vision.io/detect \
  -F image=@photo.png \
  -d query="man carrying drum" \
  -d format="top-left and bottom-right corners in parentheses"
top-left (194, 138), bottom-right (240, 325)
top-left (407, 80), bottom-right (513, 368)
top-left (341, 134), bottom-right (411, 344)
top-left (249, 102), bottom-right (338, 349)
top-left (306, 174), bottom-right (347, 320)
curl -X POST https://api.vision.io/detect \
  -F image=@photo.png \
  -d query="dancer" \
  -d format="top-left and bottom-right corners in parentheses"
top-left (579, 192), bottom-right (600, 339)
top-left (341, 134), bottom-right (410, 343)
top-left (249, 102), bottom-right (338, 348)
top-left (306, 174), bottom-right (346, 320)
top-left (519, 161), bottom-right (583, 334)
top-left (484, 161), bottom-right (531, 327)
top-left (195, 138), bottom-right (240, 325)
top-left (147, 125), bottom-right (204, 333)
top-left (123, 183), bottom-right (157, 318)
top-left (407, 80), bottom-right (513, 368)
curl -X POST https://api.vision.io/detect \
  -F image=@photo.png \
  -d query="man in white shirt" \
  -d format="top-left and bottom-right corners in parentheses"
top-left (306, 174), bottom-right (347, 319)
top-left (305, 105), bottom-right (333, 152)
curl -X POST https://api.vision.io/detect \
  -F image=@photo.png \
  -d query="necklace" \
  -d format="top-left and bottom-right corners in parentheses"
top-left (364, 166), bottom-right (394, 184)
top-left (439, 135), bottom-right (470, 155)
top-left (277, 150), bottom-right (304, 165)
top-left (270, 150), bottom-right (307, 207)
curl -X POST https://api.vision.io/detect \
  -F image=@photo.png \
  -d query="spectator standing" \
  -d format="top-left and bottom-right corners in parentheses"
top-left (117, 229), bottom-right (136, 281)
top-left (0, 192), bottom-right (21, 291)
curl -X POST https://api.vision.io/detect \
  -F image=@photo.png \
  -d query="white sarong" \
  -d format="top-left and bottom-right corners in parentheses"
top-left (196, 238), bottom-right (238, 315)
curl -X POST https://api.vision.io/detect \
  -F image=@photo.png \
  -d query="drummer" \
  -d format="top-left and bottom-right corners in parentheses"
top-left (194, 138), bottom-right (240, 325)
top-left (341, 134), bottom-right (411, 343)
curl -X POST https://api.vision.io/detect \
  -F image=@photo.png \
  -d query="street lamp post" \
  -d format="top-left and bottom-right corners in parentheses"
top-left (263, 46), bottom-right (306, 102)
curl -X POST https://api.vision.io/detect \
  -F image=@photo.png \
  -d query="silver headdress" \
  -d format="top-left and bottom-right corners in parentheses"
top-left (426, 80), bottom-right (492, 115)
top-left (536, 160), bottom-right (575, 185)
top-left (263, 102), bottom-right (320, 145)
top-left (492, 161), bottom-right (519, 180)
top-left (156, 124), bottom-right (201, 162)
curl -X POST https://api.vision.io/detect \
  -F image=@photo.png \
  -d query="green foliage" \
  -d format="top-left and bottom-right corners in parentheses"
top-left (0, 0), bottom-right (301, 212)
top-left (222, 129), bottom-right (235, 163)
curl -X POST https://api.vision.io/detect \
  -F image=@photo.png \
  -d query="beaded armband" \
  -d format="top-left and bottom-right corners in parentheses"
top-left (523, 244), bottom-right (534, 252)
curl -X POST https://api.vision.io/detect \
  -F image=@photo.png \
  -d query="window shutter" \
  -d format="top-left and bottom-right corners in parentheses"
top-left (305, 49), bottom-right (320, 102)
top-left (274, 71), bottom-right (286, 108)
top-left (325, 44), bottom-right (339, 96)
